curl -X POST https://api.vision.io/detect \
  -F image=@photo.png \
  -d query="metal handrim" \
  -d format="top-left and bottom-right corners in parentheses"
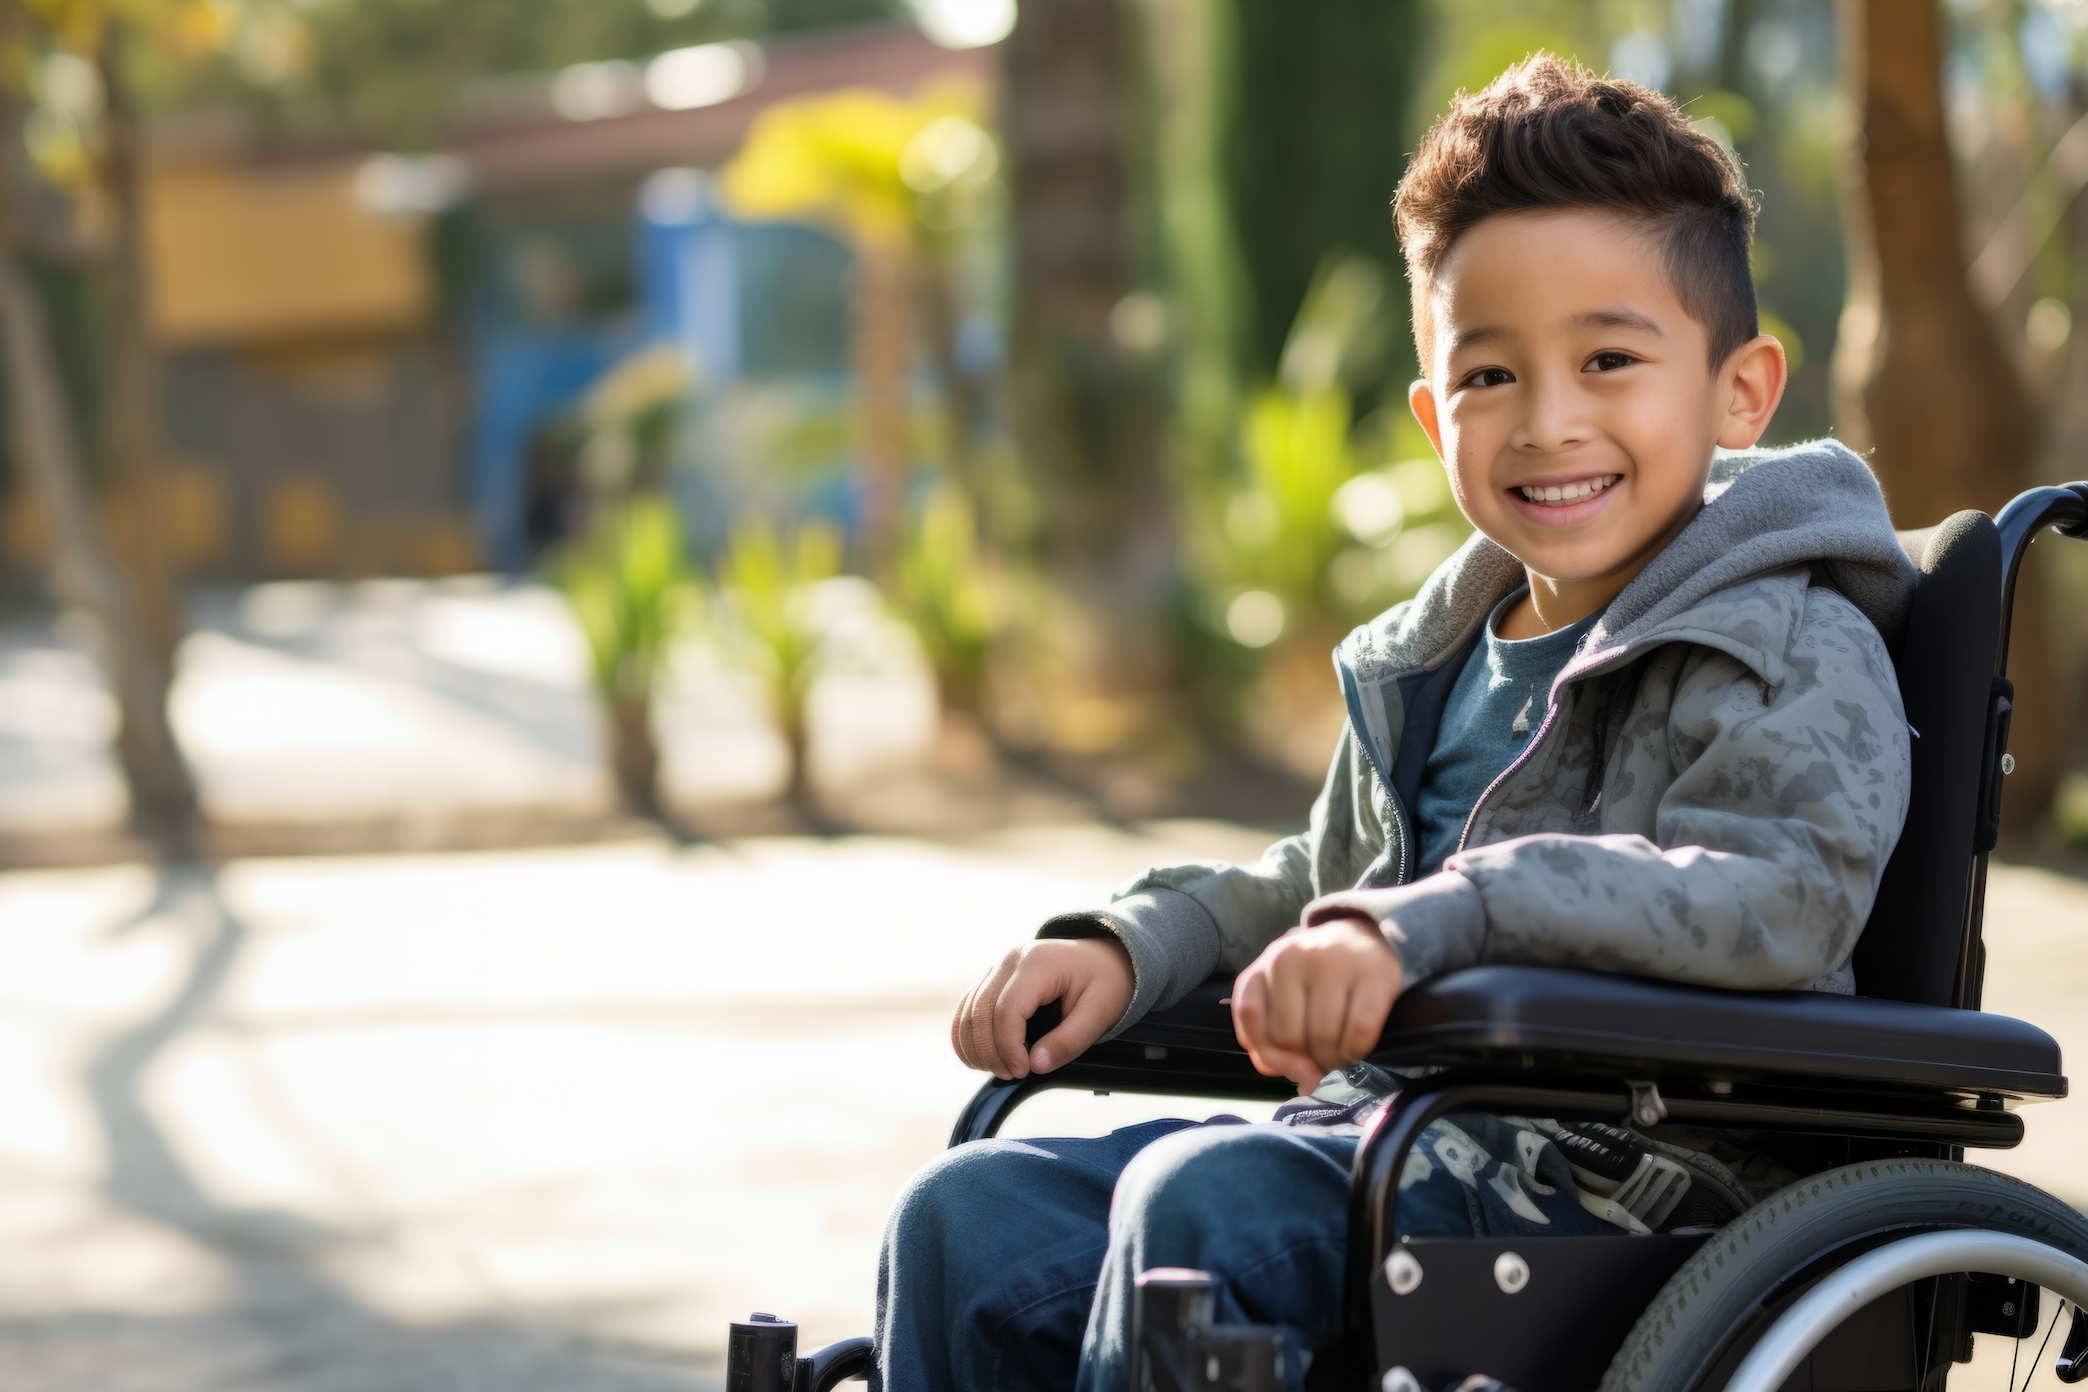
top-left (1722, 1229), bottom-right (2088, 1392)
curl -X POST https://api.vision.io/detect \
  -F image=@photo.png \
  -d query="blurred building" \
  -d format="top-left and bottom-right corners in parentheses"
top-left (5, 21), bottom-right (992, 585)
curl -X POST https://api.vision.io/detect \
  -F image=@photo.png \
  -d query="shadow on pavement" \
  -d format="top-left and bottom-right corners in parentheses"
top-left (0, 865), bottom-right (722, 1392)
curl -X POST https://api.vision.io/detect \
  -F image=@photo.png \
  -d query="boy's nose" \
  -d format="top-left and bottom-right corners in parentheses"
top-left (1508, 375), bottom-right (1593, 454)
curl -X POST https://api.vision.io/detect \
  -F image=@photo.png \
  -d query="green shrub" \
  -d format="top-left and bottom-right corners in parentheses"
top-left (556, 494), bottom-right (698, 814)
top-left (714, 516), bottom-right (844, 807)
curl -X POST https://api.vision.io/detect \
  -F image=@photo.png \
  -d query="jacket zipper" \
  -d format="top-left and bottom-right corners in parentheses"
top-left (1455, 693), bottom-right (1560, 855)
top-left (1453, 646), bottom-right (1636, 855)
top-left (1338, 655), bottom-right (1411, 885)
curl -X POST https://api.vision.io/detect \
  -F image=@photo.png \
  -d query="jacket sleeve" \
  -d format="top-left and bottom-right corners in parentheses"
top-left (1040, 725), bottom-right (1387, 1037)
top-left (1305, 591), bottom-right (1911, 992)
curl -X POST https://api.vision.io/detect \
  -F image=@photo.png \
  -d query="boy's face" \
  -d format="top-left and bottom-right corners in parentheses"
top-left (1408, 208), bottom-right (1786, 604)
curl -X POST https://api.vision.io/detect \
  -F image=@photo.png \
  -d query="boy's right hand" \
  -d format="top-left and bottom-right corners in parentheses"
top-left (950, 936), bottom-right (1134, 1080)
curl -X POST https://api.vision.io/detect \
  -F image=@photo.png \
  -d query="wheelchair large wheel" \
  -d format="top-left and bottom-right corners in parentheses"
top-left (1600, 1159), bottom-right (2088, 1392)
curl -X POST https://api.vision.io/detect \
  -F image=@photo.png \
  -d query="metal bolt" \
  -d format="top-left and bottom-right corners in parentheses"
top-left (1385, 1248), bottom-right (1423, 1296)
top-left (1494, 1251), bottom-right (1530, 1294)
top-left (2002, 753), bottom-right (2016, 775)
top-left (2004, 1301), bottom-right (2017, 1317)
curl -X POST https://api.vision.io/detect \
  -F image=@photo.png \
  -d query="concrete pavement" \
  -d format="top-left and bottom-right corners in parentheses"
top-left (1, 827), bottom-right (2082, 1388)
top-left (0, 823), bottom-right (1279, 1390)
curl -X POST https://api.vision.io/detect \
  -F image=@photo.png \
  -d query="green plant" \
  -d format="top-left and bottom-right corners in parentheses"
top-left (895, 483), bottom-right (1000, 716)
top-left (714, 516), bottom-right (843, 810)
top-left (556, 494), bottom-right (698, 816)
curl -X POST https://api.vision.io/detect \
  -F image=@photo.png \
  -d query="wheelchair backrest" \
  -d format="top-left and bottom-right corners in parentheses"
top-left (1852, 510), bottom-right (2002, 1008)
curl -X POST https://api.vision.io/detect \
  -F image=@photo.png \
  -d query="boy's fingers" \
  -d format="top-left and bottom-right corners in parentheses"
top-left (991, 958), bottom-right (1059, 1080)
top-left (1340, 970), bottom-right (1399, 1064)
top-left (965, 956), bottom-right (1020, 1078)
top-left (1260, 1042), bottom-right (1322, 1095)
top-left (1304, 979), bottom-right (1352, 1072)
top-left (1233, 971), bottom-right (1281, 1077)
top-left (1262, 959), bottom-right (1308, 1059)
top-left (1231, 968), bottom-right (1267, 1053)
top-left (1029, 977), bottom-right (1112, 1074)
top-left (951, 978), bottom-right (986, 1065)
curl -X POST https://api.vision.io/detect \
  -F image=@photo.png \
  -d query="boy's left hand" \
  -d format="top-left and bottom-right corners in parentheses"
top-left (1232, 915), bottom-right (1404, 1095)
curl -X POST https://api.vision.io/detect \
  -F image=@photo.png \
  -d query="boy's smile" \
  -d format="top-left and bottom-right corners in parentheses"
top-left (1408, 207), bottom-right (1787, 638)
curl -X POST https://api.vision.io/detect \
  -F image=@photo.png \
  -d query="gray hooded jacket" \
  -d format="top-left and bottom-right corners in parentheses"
top-left (1043, 441), bottom-right (1919, 1036)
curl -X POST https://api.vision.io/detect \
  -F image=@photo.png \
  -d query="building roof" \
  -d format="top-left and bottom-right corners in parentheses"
top-left (448, 22), bottom-right (998, 190)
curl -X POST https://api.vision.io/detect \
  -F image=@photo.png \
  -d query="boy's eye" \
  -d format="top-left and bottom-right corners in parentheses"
top-left (1585, 351), bottom-right (1639, 373)
top-left (1461, 367), bottom-right (1515, 389)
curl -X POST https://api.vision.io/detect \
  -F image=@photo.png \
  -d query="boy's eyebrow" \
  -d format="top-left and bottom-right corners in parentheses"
top-left (1580, 308), bottom-right (1663, 334)
top-left (1449, 308), bottom-right (1664, 353)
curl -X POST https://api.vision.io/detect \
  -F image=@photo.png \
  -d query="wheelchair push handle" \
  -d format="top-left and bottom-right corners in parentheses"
top-left (1993, 481), bottom-right (2088, 680)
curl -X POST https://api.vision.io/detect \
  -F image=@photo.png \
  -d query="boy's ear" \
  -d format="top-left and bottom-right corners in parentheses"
top-left (1715, 334), bottom-right (1788, 451)
top-left (1408, 378), bottom-right (1447, 460)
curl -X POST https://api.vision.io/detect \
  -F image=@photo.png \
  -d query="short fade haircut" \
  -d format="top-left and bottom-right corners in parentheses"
top-left (1394, 54), bottom-right (1759, 372)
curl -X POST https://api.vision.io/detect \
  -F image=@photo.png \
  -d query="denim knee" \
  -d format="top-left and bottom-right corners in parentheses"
top-left (1111, 1123), bottom-right (1346, 1241)
top-left (885, 1138), bottom-right (1044, 1257)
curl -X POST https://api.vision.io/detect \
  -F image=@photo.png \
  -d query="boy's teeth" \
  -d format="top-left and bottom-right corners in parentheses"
top-left (1519, 475), bottom-right (1619, 505)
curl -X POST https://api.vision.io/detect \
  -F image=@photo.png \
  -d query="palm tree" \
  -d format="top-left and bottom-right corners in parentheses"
top-left (720, 79), bottom-right (996, 579)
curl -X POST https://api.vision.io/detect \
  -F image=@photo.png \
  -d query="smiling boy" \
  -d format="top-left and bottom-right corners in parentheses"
top-left (874, 57), bottom-right (1916, 1392)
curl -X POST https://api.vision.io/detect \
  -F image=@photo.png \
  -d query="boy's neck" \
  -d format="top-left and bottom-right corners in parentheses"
top-left (1498, 573), bottom-right (1630, 639)
top-left (1497, 497), bottom-right (1707, 640)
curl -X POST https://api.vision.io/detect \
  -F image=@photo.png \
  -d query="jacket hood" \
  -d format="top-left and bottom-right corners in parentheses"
top-left (1338, 439), bottom-right (1918, 689)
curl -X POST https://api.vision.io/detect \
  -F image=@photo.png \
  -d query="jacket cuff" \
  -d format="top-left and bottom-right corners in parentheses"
top-left (1038, 887), bottom-right (1223, 1040)
top-left (1301, 870), bottom-right (1486, 984)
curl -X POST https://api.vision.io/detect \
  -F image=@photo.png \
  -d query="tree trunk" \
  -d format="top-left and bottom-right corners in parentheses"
top-left (606, 696), bottom-right (661, 818)
top-left (96, 26), bottom-right (181, 670)
top-left (778, 691), bottom-right (815, 814)
top-left (916, 255), bottom-right (988, 536)
top-left (0, 249), bottom-right (198, 857)
top-left (1832, 0), bottom-right (2065, 833)
top-left (854, 242), bottom-right (911, 581)
top-left (1003, 0), bottom-right (1176, 749)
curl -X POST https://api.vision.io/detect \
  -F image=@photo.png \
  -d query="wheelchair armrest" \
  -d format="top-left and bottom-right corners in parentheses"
top-left (1035, 964), bottom-right (2066, 1101)
top-left (1024, 976), bottom-right (1246, 1056)
top-left (1373, 964), bottom-right (2067, 1101)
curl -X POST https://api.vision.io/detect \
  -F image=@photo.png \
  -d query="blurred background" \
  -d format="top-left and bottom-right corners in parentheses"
top-left (5, 0), bottom-right (2088, 1387)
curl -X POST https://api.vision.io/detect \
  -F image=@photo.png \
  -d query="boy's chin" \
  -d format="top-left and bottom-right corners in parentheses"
top-left (1500, 534), bottom-right (1650, 588)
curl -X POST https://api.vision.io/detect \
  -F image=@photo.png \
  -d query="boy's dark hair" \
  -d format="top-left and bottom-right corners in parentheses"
top-left (1395, 54), bottom-right (1759, 370)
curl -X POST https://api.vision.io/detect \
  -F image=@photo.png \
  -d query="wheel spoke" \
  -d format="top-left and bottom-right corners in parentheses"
top-left (2016, 1298), bottom-right (2068, 1392)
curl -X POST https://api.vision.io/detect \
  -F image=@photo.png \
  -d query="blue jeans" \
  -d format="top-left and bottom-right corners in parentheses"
top-left (872, 1114), bottom-right (1612, 1392)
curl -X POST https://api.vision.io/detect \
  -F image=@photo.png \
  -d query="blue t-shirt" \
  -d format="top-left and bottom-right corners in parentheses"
top-left (1410, 590), bottom-right (1605, 876)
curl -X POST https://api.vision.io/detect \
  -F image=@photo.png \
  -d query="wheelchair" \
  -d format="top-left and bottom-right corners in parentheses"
top-left (731, 483), bottom-right (2088, 1391)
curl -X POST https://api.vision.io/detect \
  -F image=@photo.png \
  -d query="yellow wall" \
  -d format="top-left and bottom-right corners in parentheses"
top-left (147, 161), bottom-right (431, 346)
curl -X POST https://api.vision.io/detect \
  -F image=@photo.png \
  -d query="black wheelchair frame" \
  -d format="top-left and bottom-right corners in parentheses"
top-left (734, 485), bottom-right (2088, 1392)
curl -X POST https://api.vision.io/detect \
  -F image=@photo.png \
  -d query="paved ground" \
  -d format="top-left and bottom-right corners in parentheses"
top-left (0, 823), bottom-right (1284, 1391)
top-left (2, 828), bottom-right (2084, 1389)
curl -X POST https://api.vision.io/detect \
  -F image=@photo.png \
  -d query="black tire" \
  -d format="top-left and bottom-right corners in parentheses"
top-left (1599, 1159), bottom-right (2088, 1392)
